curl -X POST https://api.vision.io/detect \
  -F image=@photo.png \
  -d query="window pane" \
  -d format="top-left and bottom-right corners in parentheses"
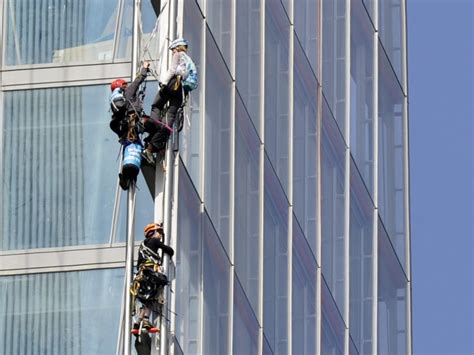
top-left (265, 0), bottom-right (291, 196)
top-left (293, 37), bottom-right (319, 256)
top-left (292, 217), bottom-right (317, 355)
top-left (1, 85), bottom-right (125, 250)
top-left (5, 0), bottom-right (119, 66)
top-left (233, 276), bottom-right (259, 355)
top-left (321, 99), bottom-right (346, 318)
top-left (321, 276), bottom-right (345, 355)
top-left (350, 0), bottom-right (375, 198)
top-left (378, 44), bottom-right (406, 267)
top-left (206, 0), bottom-right (233, 69)
top-left (234, 93), bottom-right (261, 315)
top-left (294, 0), bottom-right (320, 79)
top-left (378, 0), bottom-right (403, 86)
top-left (175, 163), bottom-right (202, 354)
top-left (236, 0), bottom-right (261, 132)
top-left (182, 0), bottom-right (205, 193)
top-left (0, 269), bottom-right (123, 354)
top-left (378, 219), bottom-right (407, 355)
top-left (264, 157), bottom-right (289, 354)
top-left (349, 158), bottom-right (374, 354)
top-left (322, 0), bottom-right (347, 136)
top-left (203, 212), bottom-right (231, 355)
top-left (204, 29), bottom-right (232, 254)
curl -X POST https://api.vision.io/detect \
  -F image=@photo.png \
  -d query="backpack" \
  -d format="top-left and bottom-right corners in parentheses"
top-left (110, 88), bottom-right (127, 114)
top-left (182, 53), bottom-right (198, 92)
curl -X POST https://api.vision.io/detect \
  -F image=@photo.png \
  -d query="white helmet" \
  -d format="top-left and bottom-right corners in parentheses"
top-left (169, 38), bottom-right (189, 50)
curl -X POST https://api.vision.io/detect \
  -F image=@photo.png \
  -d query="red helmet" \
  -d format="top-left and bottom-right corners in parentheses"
top-left (110, 79), bottom-right (127, 91)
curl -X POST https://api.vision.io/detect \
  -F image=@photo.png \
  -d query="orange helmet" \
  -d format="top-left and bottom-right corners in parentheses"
top-left (144, 223), bottom-right (163, 238)
top-left (110, 79), bottom-right (127, 91)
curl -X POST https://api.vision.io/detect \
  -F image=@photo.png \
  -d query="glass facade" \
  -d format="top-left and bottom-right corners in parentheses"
top-left (0, 0), bottom-right (411, 354)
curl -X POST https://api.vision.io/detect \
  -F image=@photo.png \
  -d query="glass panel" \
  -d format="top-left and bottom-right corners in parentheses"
top-left (181, 0), bottom-right (205, 193)
top-left (0, 269), bottom-right (122, 354)
top-left (322, 0), bottom-right (347, 136)
top-left (321, 276), bottom-right (345, 355)
top-left (265, 0), bottom-right (291, 196)
top-left (292, 216), bottom-right (317, 355)
top-left (350, 336), bottom-right (360, 355)
top-left (378, 0), bottom-right (403, 86)
top-left (115, 0), bottom-right (133, 60)
top-left (234, 93), bottom-right (261, 315)
top-left (204, 29), bottom-right (232, 254)
top-left (175, 163), bottom-right (202, 354)
top-left (349, 158), bottom-right (374, 355)
top-left (378, 44), bottom-right (405, 267)
top-left (378, 219), bottom-right (407, 355)
top-left (293, 37), bottom-right (319, 256)
top-left (362, 0), bottom-right (375, 26)
top-left (294, 0), bottom-right (320, 79)
top-left (321, 99), bottom-right (346, 318)
top-left (1, 85), bottom-right (131, 250)
top-left (202, 212), bottom-right (231, 355)
top-left (233, 275), bottom-right (260, 355)
top-left (5, 0), bottom-right (120, 66)
top-left (264, 157), bottom-right (289, 354)
top-left (206, 0), bottom-right (233, 70)
top-left (263, 334), bottom-right (274, 355)
top-left (236, 0), bottom-right (261, 132)
top-left (350, 0), bottom-right (375, 198)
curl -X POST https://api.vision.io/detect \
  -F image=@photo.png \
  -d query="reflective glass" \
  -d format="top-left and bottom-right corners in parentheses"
top-left (204, 29), bottom-right (232, 254)
top-left (175, 163), bottom-right (202, 354)
top-left (233, 276), bottom-right (259, 355)
top-left (321, 99), bottom-right (346, 318)
top-left (0, 269), bottom-right (122, 354)
top-left (292, 217), bottom-right (317, 355)
top-left (378, 219), bottom-right (408, 355)
top-left (293, 37), bottom-right (319, 256)
top-left (115, 0), bottom-right (133, 60)
top-left (321, 276), bottom-right (345, 355)
top-left (378, 0), bottom-right (404, 86)
top-left (203, 212), bottom-right (231, 355)
top-left (1, 85), bottom-right (128, 250)
top-left (322, 0), bottom-right (347, 136)
top-left (294, 0), bottom-right (320, 79)
top-left (378, 44), bottom-right (406, 267)
top-left (265, 0), bottom-right (291, 196)
top-left (116, 0), bottom-right (159, 61)
top-left (206, 0), bottom-right (233, 70)
top-left (362, 0), bottom-right (375, 26)
top-left (182, 0), bottom-right (205, 193)
top-left (349, 158), bottom-right (374, 355)
top-left (350, 0), bottom-right (375, 198)
top-left (234, 93), bottom-right (261, 314)
top-left (236, 0), bottom-right (261, 131)
top-left (5, 0), bottom-right (119, 65)
top-left (264, 157), bottom-right (289, 354)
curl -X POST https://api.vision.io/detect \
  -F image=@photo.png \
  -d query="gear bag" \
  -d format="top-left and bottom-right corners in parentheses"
top-left (182, 53), bottom-right (198, 91)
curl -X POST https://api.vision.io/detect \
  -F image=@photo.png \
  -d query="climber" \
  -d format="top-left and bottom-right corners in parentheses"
top-left (141, 38), bottom-right (198, 165)
top-left (131, 222), bottom-right (174, 334)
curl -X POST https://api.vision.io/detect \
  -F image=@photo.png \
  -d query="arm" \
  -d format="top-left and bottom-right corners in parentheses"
top-left (124, 63), bottom-right (150, 101)
top-left (160, 52), bottom-right (181, 85)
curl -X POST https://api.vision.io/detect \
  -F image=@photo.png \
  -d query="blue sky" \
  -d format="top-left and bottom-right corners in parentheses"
top-left (408, 0), bottom-right (473, 354)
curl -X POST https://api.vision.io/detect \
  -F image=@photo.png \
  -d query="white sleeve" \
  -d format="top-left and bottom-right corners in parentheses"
top-left (160, 52), bottom-right (181, 85)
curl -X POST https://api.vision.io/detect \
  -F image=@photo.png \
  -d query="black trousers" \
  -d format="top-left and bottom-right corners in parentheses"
top-left (145, 77), bottom-right (183, 152)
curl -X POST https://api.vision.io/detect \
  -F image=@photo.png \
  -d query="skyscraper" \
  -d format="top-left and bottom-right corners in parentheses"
top-left (0, 0), bottom-right (411, 354)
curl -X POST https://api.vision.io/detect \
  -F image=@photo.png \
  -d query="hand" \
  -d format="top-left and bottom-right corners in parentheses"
top-left (143, 61), bottom-right (151, 69)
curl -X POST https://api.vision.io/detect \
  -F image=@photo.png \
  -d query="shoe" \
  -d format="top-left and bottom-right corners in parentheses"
top-left (141, 150), bottom-right (155, 166)
top-left (119, 173), bottom-right (130, 190)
